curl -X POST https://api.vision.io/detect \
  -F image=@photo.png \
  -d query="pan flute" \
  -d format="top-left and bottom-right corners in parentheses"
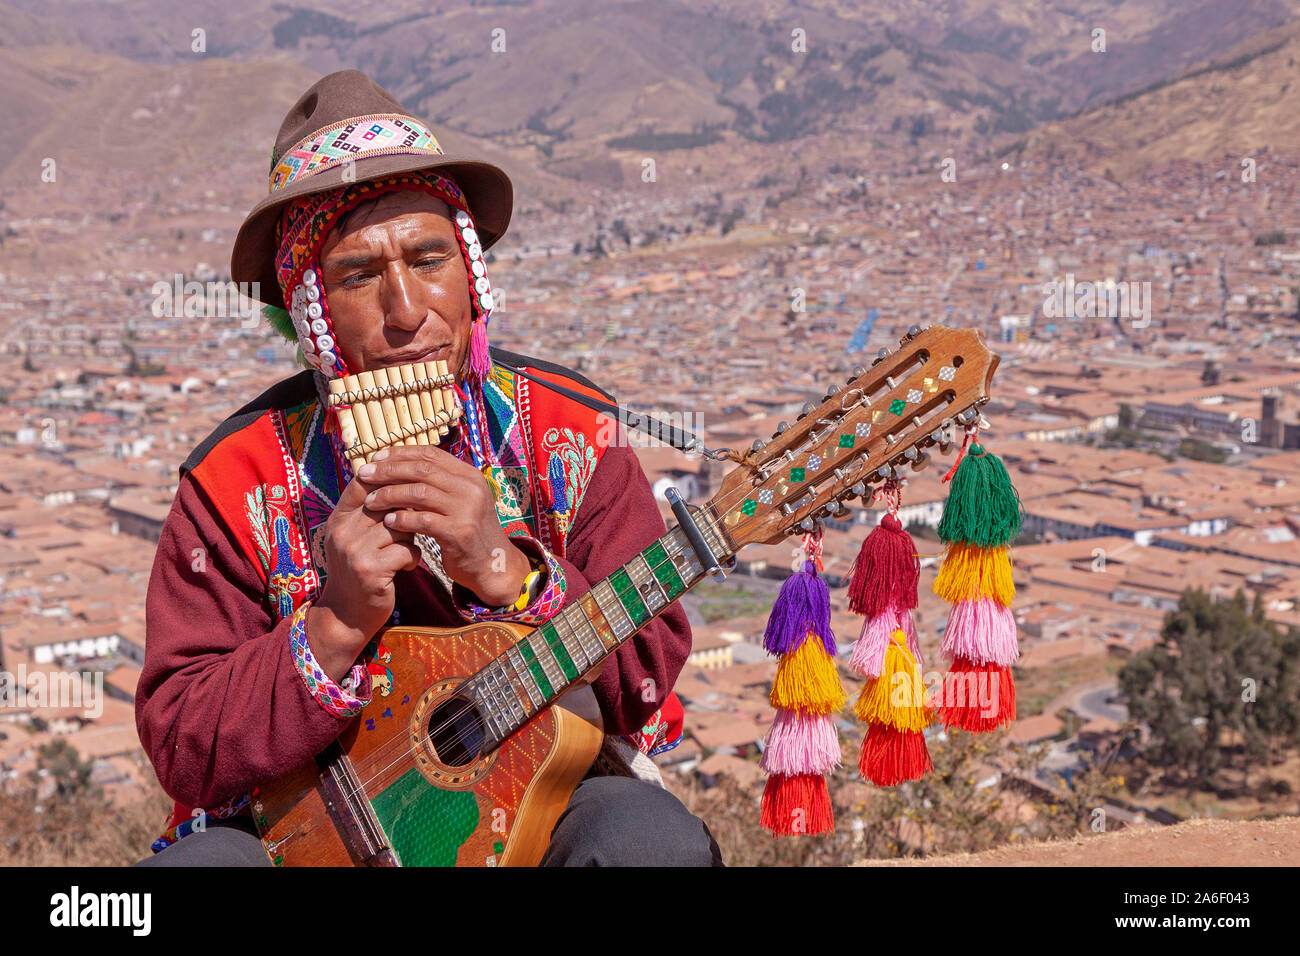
top-left (327, 360), bottom-right (462, 473)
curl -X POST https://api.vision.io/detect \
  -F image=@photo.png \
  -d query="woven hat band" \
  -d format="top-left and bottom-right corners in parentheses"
top-left (269, 113), bottom-right (444, 194)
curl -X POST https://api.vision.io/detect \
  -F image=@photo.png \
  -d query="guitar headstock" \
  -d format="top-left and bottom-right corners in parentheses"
top-left (707, 324), bottom-right (999, 547)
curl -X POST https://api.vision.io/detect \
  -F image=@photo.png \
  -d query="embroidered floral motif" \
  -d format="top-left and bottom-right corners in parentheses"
top-left (541, 426), bottom-right (597, 548)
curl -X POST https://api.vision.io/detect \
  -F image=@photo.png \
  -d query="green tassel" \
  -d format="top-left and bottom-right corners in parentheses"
top-left (937, 444), bottom-right (1023, 547)
top-left (262, 304), bottom-right (297, 342)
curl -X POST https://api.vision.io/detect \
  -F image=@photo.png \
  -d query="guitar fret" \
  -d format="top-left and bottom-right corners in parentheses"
top-left (527, 627), bottom-right (569, 694)
top-left (610, 566), bottom-right (650, 627)
top-left (572, 606), bottom-right (605, 671)
top-left (486, 663), bottom-right (525, 727)
top-left (472, 680), bottom-right (509, 742)
top-left (630, 553), bottom-right (669, 614)
top-left (592, 579), bottom-right (634, 640)
top-left (506, 645), bottom-right (543, 711)
top-left (579, 590), bottom-right (620, 651)
top-left (554, 612), bottom-right (592, 673)
top-left (515, 637), bottom-right (555, 699)
top-left (541, 621), bottom-right (580, 683)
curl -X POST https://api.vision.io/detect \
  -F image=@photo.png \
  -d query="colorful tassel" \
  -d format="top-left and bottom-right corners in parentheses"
top-left (860, 723), bottom-right (933, 786)
top-left (770, 637), bottom-right (847, 714)
top-left (938, 658), bottom-right (1016, 732)
top-left (760, 710), bottom-right (842, 776)
top-left (934, 442), bottom-right (1022, 732)
top-left (846, 513), bottom-right (919, 617)
top-left (846, 503), bottom-right (934, 787)
top-left (469, 317), bottom-right (491, 378)
top-left (932, 542), bottom-right (1015, 605)
top-left (763, 560), bottom-right (835, 656)
top-left (940, 598), bottom-right (1020, 665)
top-left (854, 630), bottom-right (931, 732)
top-left (760, 773), bottom-right (834, 836)
top-left (936, 444), bottom-right (1023, 547)
top-left (759, 542), bottom-right (842, 837)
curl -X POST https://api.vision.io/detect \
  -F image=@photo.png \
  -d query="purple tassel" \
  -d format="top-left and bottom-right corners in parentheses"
top-left (763, 560), bottom-right (836, 657)
top-left (469, 318), bottom-right (491, 379)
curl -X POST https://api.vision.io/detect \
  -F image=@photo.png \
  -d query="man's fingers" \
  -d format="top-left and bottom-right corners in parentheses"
top-left (364, 482), bottom-right (455, 515)
top-left (355, 445), bottom-right (480, 491)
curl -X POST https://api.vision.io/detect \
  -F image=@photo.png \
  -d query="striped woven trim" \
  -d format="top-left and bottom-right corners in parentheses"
top-left (270, 113), bottom-right (444, 193)
top-left (288, 602), bottom-right (372, 718)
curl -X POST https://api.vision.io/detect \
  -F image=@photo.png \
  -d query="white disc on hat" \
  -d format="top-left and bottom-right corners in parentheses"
top-left (305, 285), bottom-right (320, 302)
top-left (479, 292), bottom-right (494, 312)
top-left (306, 302), bottom-right (323, 320)
top-left (311, 318), bottom-right (328, 335)
top-left (303, 269), bottom-right (318, 286)
top-left (455, 210), bottom-right (470, 228)
top-left (468, 242), bottom-right (482, 261)
top-left (317, 334), bottom-right (335, 352)
top-left (461, 227), bottom-right (478, 247)
top-left (474, 277), bottom-right (490, 295)
top-left (471, 260), bottom-right (485, 278)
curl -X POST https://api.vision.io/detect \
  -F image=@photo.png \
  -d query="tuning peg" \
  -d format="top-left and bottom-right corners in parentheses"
top-left (775, 421), bottom-right (789, 435)
top-left (903, 446), bottom-right (919, 460)
top-left (824, 384), bottom-right (842, 401)
top-left (798, 401), bottom-right (815, 419)
top-left (871, 348), bottom-right (890, 367)
top-left (851, 481), bottom-right (866, 497)
top-left (847, 365), bottom-right (867, 382)
top-left (910, 451), bottom-right (932, 472)
top-left (799, 518), bottom-right (815, 532)
top-left (751, 439), bottom-right (766, 452)
top-left (876, 465), bottom-right (891, 480)
top-left (907, 324), bottom-right (921, 338)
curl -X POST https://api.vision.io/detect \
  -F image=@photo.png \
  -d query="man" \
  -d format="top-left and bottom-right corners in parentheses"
top-left (135, 70), bottom-right (721, 866)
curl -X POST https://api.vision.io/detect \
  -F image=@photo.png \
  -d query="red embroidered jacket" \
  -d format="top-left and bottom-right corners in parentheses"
top-left (136, 351), bottom-right (691, 813)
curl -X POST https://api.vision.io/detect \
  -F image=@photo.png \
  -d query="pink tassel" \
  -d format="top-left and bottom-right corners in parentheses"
top-left (941, 597), bottom-right (1019, 666)
top-left (849, 607), bottom-right (915, 678)
top-left (469, 318), bottom-right (491, 379)
top-left (760, 710), bottom-right (842, 777)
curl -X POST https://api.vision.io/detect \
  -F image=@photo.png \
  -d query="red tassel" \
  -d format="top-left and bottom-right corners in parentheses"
top-left (859, 724), bottom-right (932, 786)
top-left (846, 513), bottom-right (920, 617)
top-left (938, 658), bottom-right (1016, 732)
top-left (760, 773), bottom-right (834, 836)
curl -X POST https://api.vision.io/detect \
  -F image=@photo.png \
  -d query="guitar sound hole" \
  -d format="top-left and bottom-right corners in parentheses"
top-left (427, 695), bottom-right (486, 767)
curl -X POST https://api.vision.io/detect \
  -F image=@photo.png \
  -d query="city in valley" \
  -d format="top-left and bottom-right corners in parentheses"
top-left (2, 1), bottom-right (1299, 865)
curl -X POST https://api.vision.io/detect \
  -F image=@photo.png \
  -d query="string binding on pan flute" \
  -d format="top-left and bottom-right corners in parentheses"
top-left (327, 360), bottom-right (462, 472)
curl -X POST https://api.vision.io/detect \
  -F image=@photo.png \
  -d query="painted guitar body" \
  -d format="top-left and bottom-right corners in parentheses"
top-left (252, 622), bottom-right (604, 867)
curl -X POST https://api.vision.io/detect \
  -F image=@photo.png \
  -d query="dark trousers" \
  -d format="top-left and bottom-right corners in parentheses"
top-left (135, 776), bottom-right (723, 867)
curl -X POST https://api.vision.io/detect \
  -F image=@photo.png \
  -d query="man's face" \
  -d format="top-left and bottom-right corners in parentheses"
top-left (318, 190), bottom-right (473, 377)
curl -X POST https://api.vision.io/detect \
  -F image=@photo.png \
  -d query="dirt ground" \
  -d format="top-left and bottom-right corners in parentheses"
top-left (859, 817), bottom-right (1300, 866)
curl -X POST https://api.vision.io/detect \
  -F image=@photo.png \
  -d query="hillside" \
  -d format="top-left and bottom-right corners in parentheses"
top-left (860, 816), bottom-right (1300, 866)
top-left (1003, 18), bottom-right (1300, 180)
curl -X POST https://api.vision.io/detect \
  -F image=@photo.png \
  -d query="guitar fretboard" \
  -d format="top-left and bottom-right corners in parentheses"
top-left (465, 506), bottom-right (730, 751)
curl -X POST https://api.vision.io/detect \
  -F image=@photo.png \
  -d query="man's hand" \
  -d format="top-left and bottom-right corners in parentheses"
top-left (357, 444), bottom-right (532, 608)
top-left (309, 465), bottom-right (423, 682)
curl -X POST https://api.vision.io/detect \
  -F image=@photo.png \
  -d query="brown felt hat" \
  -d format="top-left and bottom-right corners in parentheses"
top-left (230, 69), bottom-right (513, 310)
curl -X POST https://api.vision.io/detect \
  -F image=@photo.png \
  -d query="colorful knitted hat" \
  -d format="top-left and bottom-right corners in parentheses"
top-left (231, 69), bottom-right (512, 311)
top-left (265, 169), bottom-right (500, 469)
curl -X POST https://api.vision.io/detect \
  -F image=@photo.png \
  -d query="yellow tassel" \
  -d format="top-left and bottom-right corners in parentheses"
top-left (770, 635), bottom-right (847, 715)
top-left (932, 542), bottom-right (1014, 606)
top-left (854, 630), bottom-right (933, 732)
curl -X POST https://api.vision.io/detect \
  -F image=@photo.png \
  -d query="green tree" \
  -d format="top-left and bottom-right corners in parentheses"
top-left (1120, 588), bottom-right (1297, 791)
top-left (28, 739), bottom-right (99, 799)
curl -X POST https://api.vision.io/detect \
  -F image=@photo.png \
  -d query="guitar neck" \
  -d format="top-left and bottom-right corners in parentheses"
top-left (467, 504), bottom-right (733, 752)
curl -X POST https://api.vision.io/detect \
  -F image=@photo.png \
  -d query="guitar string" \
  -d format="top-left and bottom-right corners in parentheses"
top-left (341, 537), bottom-right (714, 797)
top-left (343, 390), bottom-right (965, 792)
top-left (340, 388), bottom-right (965, 794)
